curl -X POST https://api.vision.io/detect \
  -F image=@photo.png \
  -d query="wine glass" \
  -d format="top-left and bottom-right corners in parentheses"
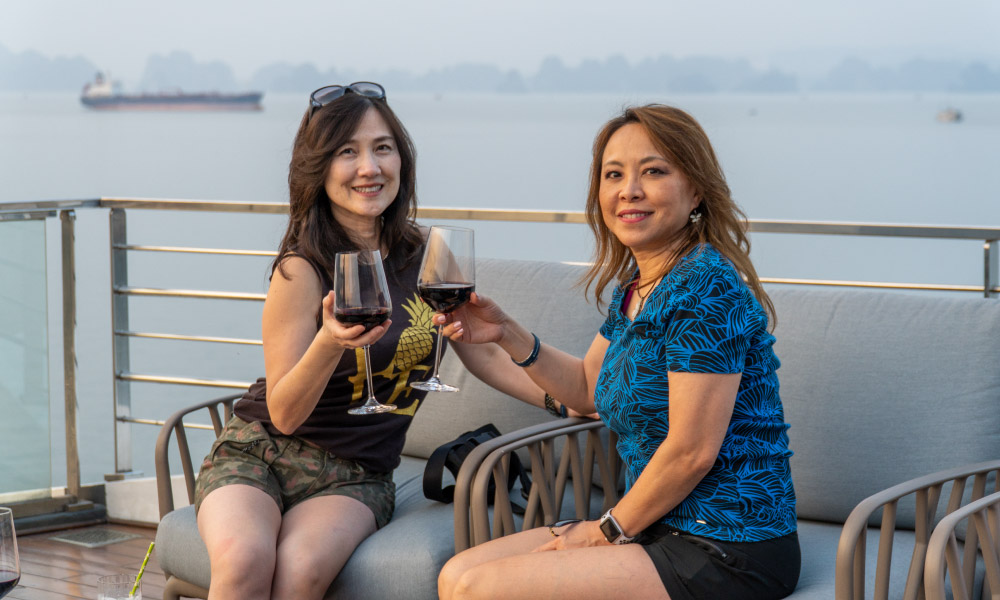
top-left (334, 249), bottom-right (395, 415)
top-left (411, 226), bottom-right (475, 393)
top-left (0, 508), bottom-right (19, 599)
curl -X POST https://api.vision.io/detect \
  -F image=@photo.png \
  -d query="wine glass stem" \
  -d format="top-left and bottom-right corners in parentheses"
top-left (429, 324), bottom-right (446, 378)
top-left (363, 344), bottom-right (376, 402)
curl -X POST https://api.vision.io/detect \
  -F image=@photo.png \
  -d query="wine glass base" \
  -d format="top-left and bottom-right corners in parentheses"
top-left (347, 402), bottom-right (398, 415)
top-left (410, 378), bottom-right (459, 393)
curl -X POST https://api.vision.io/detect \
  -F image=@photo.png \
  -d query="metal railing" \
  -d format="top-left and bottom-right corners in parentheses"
top-left (1, 197), bottom-right (999, 489)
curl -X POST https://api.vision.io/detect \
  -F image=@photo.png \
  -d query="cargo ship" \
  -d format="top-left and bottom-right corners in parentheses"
top-left (80, 72), bottom-right (263, 111)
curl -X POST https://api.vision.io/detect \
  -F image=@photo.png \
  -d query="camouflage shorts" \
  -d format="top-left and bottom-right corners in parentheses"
top-left (194, 416), bottom-right (395, 528)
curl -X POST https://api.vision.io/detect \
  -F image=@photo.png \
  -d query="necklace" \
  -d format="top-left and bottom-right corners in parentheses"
top-left (631, 279), bottom-right (656, 319)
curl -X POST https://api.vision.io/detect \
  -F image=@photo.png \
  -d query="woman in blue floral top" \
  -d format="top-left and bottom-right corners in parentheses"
top-left (438, 105), bottom-right (799, 600)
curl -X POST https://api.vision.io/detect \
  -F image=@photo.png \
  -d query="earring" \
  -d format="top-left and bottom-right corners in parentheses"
top-left (689, 209), bottom-right (702, 224)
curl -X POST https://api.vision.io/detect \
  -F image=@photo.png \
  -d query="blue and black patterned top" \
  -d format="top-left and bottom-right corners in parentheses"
top-left (596, 243), bottom-right (796, 542)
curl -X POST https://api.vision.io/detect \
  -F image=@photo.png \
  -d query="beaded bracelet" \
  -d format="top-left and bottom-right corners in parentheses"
top-left (544, 393), bottom-right (569, 418)
top-left (511, 332), bottom-right (541, 367)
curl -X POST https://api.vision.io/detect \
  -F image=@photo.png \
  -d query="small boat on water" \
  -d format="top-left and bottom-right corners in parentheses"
top-left (936, 107), bottom-right (962, 123)
top-left (80, 72), bottom-right (263, 111)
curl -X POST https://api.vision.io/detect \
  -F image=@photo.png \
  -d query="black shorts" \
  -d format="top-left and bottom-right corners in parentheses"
top-left (639, 525), bottom-right (800, 600)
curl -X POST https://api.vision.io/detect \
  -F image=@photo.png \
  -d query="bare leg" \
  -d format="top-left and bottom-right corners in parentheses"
top-left (270, 494), bottom-right (378, 599)
top-left (439, 526), bottom-right (669, 600)
top-left (197, 484), bottom-right (282, 600)
top-left (439, 527), bottom-right (554, 598)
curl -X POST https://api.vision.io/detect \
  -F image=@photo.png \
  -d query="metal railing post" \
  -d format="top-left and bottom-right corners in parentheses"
top-left (107, 208), bottom-right (138, 479)
top-left (60, 210), bottom-right (82, 498)
top-left (986, 240), bottom-right (999, 299)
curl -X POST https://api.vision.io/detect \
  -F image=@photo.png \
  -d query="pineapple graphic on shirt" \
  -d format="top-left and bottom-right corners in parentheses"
top-left (348, 294), bottom-right (435, 414)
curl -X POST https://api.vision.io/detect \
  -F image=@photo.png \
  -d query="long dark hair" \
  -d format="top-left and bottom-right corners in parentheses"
top-left (274, 92), bottom-right (422, 284)
top-left (583, 104), bottom-right (775, 326)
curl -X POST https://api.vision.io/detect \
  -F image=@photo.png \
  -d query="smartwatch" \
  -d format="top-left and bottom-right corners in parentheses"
top-left (598, 508), bottom-right (636, 545)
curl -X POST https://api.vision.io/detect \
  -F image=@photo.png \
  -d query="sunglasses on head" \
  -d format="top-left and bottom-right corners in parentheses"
top-left (309, 82), bottom-right (386, 108)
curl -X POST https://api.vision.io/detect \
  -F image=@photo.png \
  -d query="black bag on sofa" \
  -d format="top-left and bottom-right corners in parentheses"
top-left (423, 423), bottom-right (531, 505)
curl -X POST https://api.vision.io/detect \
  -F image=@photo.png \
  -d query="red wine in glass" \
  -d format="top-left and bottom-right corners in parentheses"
top-left (333, 307), bottom-right (391, 331)
top-left (0, 508), bottom-right (19, 600)
top-left (334, 249), bottom-right (396, 415)
top-left (411, 226), bottom-right (475, 393)
top-left (417, 283), bottom-right (475, 313)
top-left (0, 571), bottom-right (18, 599)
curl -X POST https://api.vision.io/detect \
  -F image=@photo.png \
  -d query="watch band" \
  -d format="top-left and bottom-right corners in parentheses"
top-left (598, 508), bottom-right (636, 545)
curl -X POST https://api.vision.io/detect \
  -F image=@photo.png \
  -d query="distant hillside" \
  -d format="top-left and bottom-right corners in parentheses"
top-left (140, 51), bottom-right (241, 92)
top-left (0, 43), bottom-right (97, 91)
top-left (1, 43), bottom-right (998, 94)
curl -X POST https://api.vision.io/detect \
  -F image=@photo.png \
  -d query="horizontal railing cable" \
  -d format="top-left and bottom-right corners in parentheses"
top-left (760, 278), bottom-right (995, 294)
top-left (118, 416), bottom-right (218, 431)
top-left (117, 373), bottom-right (252, 389)
top-left (113, 243), bottom-right (277, 257)
top-left (114, 286), bottom-right (266, 301)
top-left (115, 331), bottom-right (262, 345)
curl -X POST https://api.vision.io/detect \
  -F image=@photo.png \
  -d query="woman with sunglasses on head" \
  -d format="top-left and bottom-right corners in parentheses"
top-left (193, 82), bottom-right (561, 600)
top-left (191, 82), bottom-right (417, 600)
top-left (437, 105), bottom-right (799, 600)
top-left (191, 83), bottom-right (550, 600)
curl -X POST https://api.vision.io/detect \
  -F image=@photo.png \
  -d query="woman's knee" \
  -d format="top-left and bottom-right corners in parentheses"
top-left (439, 555), bottom-right (487, 600)
top-left (449, 565), bottom-right (494, 600)
top-left (278, 550), bottom-right (333, 582)
top-left (272, 549), bottom-right (348, 599)
top-left (209, 535), bottom-right (276, 588)
top-left (437, 554), bottom-right (463, 599)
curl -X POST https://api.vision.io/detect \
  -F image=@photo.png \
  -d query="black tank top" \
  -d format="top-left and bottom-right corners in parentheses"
top-left (234, 246), bottom-right (442, 473)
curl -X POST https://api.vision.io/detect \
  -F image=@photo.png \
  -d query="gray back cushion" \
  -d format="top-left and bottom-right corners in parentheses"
top-left (403, 258), bottom-right (606, 459)
top-left (406, 265), bottom-right (1000, 528)
top-left (769, 286), bottom-right (1000, 526)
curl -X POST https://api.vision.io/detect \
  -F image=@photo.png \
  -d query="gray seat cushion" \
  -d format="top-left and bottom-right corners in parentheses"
top-left (155, 456), bottom-right (448, 599)
top-left (327, 456), bottom-right (453, 599)
top-left (157, 454), bottom-right (610, 600)
top-left (790, 520), bottom-right (915, 599)
top-left (156, 504), bottom-right (209, 589)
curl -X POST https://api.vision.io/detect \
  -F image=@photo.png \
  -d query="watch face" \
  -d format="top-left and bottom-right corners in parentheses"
top-left (599, 515), bottom-right (621, 542)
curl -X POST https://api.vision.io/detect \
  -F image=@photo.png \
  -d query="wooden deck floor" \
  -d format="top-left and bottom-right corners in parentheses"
top-left (8, 523), bottom-right (167, 600)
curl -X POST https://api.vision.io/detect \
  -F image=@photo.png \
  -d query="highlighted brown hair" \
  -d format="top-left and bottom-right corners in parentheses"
top-left (583, 104), bottom-right (775, 326)
top-left (276, 93), bottom-right (422, 283)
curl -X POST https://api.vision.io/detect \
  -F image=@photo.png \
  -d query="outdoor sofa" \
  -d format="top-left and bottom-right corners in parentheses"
top-left (155, 257), bottom-right (1000, 599)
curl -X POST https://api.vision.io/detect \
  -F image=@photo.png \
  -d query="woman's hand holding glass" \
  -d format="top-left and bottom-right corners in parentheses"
top-left (432, 291), bottom-right (509, 345)
top-left (439, 293), bottom-right (602, 421)
top-left (321, 290), bottom-right (392, 350)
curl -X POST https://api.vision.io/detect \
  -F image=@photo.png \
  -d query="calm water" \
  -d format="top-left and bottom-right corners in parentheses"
top-left (1, 91), bottom-right (999, 487)
top-left (4, 91), bottom-right (1000, 260)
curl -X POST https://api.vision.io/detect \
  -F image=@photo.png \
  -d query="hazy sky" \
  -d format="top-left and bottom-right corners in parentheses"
top-left (4, 0), bottom-right (999, 83)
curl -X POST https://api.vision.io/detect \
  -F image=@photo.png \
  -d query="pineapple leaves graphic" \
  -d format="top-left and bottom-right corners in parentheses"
top-left (348, 294), bottom-right (435, 415)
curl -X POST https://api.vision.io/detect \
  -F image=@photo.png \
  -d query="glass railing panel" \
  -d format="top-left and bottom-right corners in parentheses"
top-left (0, 219), bottom-right (51, 499)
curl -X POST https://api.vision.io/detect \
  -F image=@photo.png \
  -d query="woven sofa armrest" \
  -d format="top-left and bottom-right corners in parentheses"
top-left (154, 393), bottom-right (240, 519)
top-left (452, 417), bottom-right (621, 552)
top-left (836, 459), bottom-right (1000, 600)
top-left (451, 418), bottom-right (589, 552)
top-left (925, 489), bottom-right (1000, 600)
